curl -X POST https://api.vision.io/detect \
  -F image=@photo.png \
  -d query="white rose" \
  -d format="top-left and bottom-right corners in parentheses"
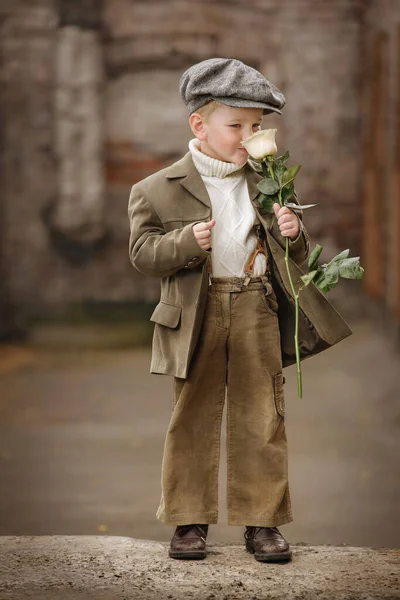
top-left (241, 128), bottom-right (278, 160)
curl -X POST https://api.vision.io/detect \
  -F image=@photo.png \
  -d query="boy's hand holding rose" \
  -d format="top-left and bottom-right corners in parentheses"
top-left (273, 203), bottom-right (299, 240)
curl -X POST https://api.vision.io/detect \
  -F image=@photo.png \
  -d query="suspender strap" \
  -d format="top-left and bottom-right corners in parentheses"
top-left (243, 224), bottom-right (269, 280)
top-left (207, 224), bottom-right (270, 285)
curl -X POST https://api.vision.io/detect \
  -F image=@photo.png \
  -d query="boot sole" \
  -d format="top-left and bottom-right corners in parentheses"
top-left (246, 541), bottom-right (292, 562)
top-left (168, 549), bottom-right (206, 560)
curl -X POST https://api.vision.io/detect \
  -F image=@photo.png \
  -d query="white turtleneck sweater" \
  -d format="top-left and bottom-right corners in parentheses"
top-left (189, 137), bottom-right (267, 278)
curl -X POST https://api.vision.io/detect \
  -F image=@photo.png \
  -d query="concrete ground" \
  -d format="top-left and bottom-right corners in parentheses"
top-left (0, 536), bottom-right (399, 600)
top-left (0, 319), bottom-right (399, 549)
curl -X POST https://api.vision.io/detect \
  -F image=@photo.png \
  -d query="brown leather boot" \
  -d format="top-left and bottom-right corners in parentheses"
top-left (169, 524), bottom-right (209, 560)
top-left (245, 526), bottom-right (292, 562)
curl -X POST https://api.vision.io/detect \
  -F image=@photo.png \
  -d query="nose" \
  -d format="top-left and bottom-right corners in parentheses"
top-left (242, 127), bottom-right (253, 141)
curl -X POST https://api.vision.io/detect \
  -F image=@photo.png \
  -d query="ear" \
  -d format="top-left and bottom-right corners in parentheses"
top-left (189, 112), bottom-right (207, 141)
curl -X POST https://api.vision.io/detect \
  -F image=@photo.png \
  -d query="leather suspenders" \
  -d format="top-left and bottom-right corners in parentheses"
top-left (207, 223), bottom-right (270, 286)
top-left (243, 224), bottom-right (269, 276)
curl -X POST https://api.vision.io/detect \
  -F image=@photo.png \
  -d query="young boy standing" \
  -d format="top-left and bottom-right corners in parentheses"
top-left (128, 58), bottom-right (345, 563)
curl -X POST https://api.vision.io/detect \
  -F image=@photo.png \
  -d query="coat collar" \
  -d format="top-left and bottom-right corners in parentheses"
top-left (165, 151), bottom-right (270, 225)
top-left (166, 152), bottom-right (211, 208)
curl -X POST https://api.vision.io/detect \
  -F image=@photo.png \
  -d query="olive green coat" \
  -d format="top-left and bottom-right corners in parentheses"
top-left (128, 152), bottom-right (352, 378)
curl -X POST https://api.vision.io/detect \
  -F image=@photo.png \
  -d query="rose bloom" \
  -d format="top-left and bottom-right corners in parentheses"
top-left (241, 128), bottom-right (278, 160)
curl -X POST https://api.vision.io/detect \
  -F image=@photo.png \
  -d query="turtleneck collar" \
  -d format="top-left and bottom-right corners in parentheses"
top-left (188, 138), bottom-right (246, 179)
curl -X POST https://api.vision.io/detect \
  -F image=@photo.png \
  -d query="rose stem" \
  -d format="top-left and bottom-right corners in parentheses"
top-left (266, 158), bottom-right (303, 398)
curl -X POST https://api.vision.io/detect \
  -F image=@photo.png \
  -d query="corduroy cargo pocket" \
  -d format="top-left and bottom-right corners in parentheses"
top-left (273, 372), bottom-right (285, 418)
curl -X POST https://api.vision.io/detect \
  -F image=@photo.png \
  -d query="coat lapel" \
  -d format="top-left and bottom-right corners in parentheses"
top-left (180, 161), bottom-right (212, 209)
top-left (166, 152), bottom-right (211, 209)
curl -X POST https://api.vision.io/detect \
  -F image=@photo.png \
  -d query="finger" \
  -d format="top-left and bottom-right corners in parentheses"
top-left (277, 206), bottom-right (292, 217)
top-left (197, 220), bottom-right (215, 231)
top-left (273, 203), bottom-right (280, 215)
top-left (280, 218), bottom-right (294, 228)
top-left (278, 214), bottom-right (294, 225)
top-left (196, 230), bottom-right (212, 239)
top-left (194, 222), bottom-right (209, 232)
top-left (280, 221), bottom-right (297, 231)
top-left (280, 226), bottom-right (297, 236)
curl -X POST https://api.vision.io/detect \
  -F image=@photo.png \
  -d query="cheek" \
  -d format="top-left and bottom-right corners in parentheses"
top-left (222, 131), bottom-right (239, 149)
top-left (211, 130), bottom-right (231, 148)
top-left (208, 128), bottom-right (240, 153)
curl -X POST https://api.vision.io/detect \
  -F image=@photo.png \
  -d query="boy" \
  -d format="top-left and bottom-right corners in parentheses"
top-left (128, 58), bottom-right (351, 562)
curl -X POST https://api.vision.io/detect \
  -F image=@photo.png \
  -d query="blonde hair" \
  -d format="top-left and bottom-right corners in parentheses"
top-left (196, 100), bottom-right (221, 122)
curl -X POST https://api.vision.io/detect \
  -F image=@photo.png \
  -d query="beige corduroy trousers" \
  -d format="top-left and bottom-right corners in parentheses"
top-left (156, 274), bottom-right (293, 527)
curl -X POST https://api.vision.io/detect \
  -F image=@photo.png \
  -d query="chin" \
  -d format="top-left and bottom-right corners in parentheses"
top-left (233, 156), bottom-right (248, 166)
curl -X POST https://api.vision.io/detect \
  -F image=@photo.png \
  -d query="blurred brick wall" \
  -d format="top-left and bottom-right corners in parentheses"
top-left (104, 0), bottom-right (365, 252)
top-left (0, 0), bottom-right (59, 331)
top-left (0, 0), bottom-right (398, 322)
top-left (360, 0), bottom-right (400, 320)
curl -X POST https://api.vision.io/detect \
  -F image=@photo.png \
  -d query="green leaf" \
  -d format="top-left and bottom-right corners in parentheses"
top-left (309, 253), bottom-right (364, 294)
top-left (312, 268), bottom-right (328, 289)
top-left (318, 283), bottom-right (332, 294)
top-left (331, 249), bottom-right (350, 263)
top-left (313, 274), bottom-right (334, 293)
top-left (300, 270), bottom-right (319, 286)
top-left (274, 163), bottom-right (286, 186)
top-left (281, 181), bottom-right (295, 202)
top-left (313, 268), bottom-right (326, 284)
top-left (259, 194), bottom-right (276, 214)
top-left (261, 161), bottom-right (270, 178)
top-left (282, 165), bottom-right (301, 188)
top-left (276, 150), bottom-right (290, 164)
top-left (324, 263), bottom-right (340, 287)
top-left (308, 244), bottom-right (323, 271)
top-left (337, 257), bottom-right (364, 280)
top-left (257, 178), bottom-right (280, 195)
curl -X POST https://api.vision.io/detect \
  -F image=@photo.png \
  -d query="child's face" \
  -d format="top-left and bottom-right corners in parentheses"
top-left (195, 104), bottom-right (264, 165)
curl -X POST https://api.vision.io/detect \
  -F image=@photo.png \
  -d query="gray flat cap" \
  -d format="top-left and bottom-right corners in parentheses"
top-left (180, 57), bottom-right (286, 116)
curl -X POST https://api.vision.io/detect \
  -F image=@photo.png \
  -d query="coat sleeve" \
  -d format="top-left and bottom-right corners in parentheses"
top-left (269, 192), bottom-right (310, 267)
top-left (128, 182), bottom-right (211, 278)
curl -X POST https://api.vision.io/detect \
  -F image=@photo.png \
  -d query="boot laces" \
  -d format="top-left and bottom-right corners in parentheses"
top-left (177, 524), bottom-right (207, 541)
top-left (245, 526), bottom-right (279, 540)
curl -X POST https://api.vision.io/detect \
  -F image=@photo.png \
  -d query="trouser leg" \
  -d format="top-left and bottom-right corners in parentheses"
top-left (156, 287), bottom-right (228, 525)
top-left (226, 280), bottom-right (293, 526)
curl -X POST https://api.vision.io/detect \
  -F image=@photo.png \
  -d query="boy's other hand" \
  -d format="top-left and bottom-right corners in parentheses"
top-left (193, 219), bottom-right (216, 250)
top-left (273, 203), bottom-right (299, 240)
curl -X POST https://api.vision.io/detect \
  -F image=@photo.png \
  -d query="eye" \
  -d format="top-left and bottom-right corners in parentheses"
top-left (253, 124), bottom-right (261, 129)
top-left (230, 124), bottom-right (241, 128)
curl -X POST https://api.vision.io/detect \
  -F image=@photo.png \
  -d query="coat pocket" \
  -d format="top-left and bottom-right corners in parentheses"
top-left (273, 372), bottom-right (285, 418)
top-left (150, 301), bottom-right (182, 328)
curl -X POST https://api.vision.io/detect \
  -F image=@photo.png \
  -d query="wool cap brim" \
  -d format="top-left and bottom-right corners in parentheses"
top-left (211, 96), bottom-right (283, 115)
top-left (180, 58), bottom-right (286, 116)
